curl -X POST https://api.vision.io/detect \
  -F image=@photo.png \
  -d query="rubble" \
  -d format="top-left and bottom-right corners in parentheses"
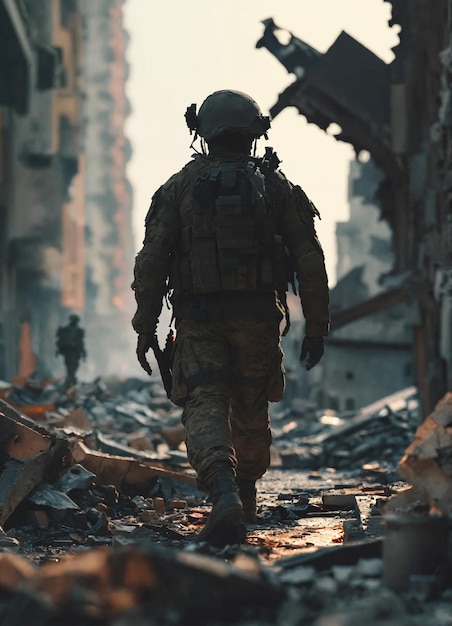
top-left (379, 393), bottom-right (452, 592)
top-left (272, 386), bottom-right (419, 472)
top-left (395, 392), bottom-right (452, 515)
top-left (0, 544), bottom-right (283, 625)
top-left (0, 377), bottom-right (450, 625)
top-left (0, 400), bottom-right (71, 526)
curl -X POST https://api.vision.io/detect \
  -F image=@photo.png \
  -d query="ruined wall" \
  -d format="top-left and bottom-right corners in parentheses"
top-left (0, 0), bottom-right (83, 380)
top-left (321, 157), bottom-right (415, 411)
top-left (0, 0), bottom-right (135, 382)
top-left (258, 2), bottom-right (452, 413)
top-left (17, 0), bottom-right (83, 378)
top-left (386, 0), bottom-right (452, 411)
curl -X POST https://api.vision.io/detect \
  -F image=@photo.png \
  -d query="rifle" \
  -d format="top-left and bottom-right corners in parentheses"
top-left (150, 330), bottom-right (174, 398)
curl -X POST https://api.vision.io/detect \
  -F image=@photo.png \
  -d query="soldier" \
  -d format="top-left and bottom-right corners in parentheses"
top-left (132, 90), bottom-right (330, 547)
top-left (56, 314), bottom-right (87, 388)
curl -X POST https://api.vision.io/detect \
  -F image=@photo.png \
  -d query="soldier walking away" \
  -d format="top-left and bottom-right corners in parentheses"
top-left (132, 90), bottom-right (330, 547)
top-left (56, 314), bottom-right (87, 389)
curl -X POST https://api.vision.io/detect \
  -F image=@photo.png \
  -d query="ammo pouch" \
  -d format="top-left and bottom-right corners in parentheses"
top-left (185, 160), bottom-right (287, 296)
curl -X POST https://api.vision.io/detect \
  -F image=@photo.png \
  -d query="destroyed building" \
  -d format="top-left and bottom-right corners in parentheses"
top-left (0, 2), bottom-right (452, 623)
top-left (0, 0), bottom-right (134, 383)
top-left (321, 158), bottom-right (416, 411)
top-left (256, 1), bottom-right (452, 415)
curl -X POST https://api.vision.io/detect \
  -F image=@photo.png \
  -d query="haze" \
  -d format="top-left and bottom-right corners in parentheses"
top-left (123, 0), bottom-right (400, 285)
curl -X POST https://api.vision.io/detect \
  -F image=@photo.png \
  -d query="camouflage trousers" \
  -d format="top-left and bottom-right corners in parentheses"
top-left (171, 318), bottom-right (285, 488)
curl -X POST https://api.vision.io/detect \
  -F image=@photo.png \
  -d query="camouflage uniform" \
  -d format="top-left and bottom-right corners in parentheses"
top-left (132, 152), bottom-right (329, 489)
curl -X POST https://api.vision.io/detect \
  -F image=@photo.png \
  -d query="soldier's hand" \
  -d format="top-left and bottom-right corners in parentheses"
top-left (300, 336), bottom-right (324, 370)
top-left (137, 333), bottom-right (154, 376)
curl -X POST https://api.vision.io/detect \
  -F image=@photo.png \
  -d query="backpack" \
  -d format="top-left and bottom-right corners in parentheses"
top-left (181, 157), bottom-right (288, 296)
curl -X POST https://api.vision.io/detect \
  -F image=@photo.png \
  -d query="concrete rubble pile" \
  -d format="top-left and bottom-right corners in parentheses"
top-left (269, 386), bottom-right (419, 473)
top-left (0, 377), bottom-right (451, 625)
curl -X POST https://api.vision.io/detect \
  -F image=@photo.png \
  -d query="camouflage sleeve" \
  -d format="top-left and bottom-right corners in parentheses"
top-left (276, 173), bottom-right (330, 337)
top-left (131, 176), bottom-right (180, 334)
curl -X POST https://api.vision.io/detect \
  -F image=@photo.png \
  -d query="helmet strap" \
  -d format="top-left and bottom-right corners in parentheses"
top-left (189, 135), bottom-right (207, 156)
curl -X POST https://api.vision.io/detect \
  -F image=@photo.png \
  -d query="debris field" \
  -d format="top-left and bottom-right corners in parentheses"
top-left (0, 377), bottom-right (451, 625)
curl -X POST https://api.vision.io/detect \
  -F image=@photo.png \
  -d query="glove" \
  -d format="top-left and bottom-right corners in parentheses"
top-left (300, 336), bottom-right (324, 370)
top-left (136, 333), bottom-right (154, 376)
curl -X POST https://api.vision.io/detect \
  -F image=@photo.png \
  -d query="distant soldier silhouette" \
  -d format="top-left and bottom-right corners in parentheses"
top-left (56, 314), bottom-right (86, 388)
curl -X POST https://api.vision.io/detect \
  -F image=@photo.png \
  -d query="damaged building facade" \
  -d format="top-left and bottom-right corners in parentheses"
top-left (0, 0), bottom-right (134, 382)
top-left (322, 159), bottom-right (416, 411)
top-left (257, 0), bottom-right (452, 414)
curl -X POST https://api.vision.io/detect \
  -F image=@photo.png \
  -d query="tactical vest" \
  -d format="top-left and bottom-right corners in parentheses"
top-left (172, 158), bottom-right (288, 297)
top-left (57, 326), bottom-right (83, 351)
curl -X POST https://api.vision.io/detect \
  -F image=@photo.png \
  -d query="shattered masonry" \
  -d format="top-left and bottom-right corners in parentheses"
top-left (257, 1), bottom-right (452, 416)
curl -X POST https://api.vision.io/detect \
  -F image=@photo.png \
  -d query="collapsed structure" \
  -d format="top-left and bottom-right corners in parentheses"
top-left (0, 0), bottom-right (134, 382)
top-left (257, 1), bottom-right (452, 415)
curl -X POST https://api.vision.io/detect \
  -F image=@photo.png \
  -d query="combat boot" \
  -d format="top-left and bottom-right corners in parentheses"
top-left (197, 463), bottom-right (246, 547)
top-left (236, 478), bottom-right (257, 524)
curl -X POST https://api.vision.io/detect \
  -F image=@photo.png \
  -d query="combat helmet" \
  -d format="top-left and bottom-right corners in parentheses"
top-left (185, 90), bottom-right (271, 142)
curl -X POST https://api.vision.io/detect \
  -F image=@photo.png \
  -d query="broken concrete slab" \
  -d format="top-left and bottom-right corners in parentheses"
top-left (321, 493), bottom-right (357, 509)
top-left (72, 440), bottom-right (196, 495)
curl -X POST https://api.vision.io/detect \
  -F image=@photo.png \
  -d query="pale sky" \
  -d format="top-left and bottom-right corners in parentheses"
top-left (123, 0), bottom-right (400, 286)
